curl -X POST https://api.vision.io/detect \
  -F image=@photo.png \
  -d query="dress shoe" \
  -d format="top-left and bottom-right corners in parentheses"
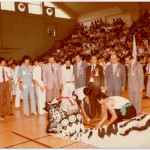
top-left (0, 117), bottom-right (5, 121)
top-left (89, 115), bottom-right (94, 119)
top-left (7, 113), bottom-right (14, 116)
top-left (93, 116), bottom-right (97, 118)
top-left (144, 96), bottom-right (150, 99)
top-left (1, 115), bottom-right (6, 117)
top-left (96, 114), bottom-right (101, 118)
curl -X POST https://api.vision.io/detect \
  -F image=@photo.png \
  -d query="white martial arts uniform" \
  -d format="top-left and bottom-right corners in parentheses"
top-left (61, 64), bottom-right (75, 97)
top-left (9, 68), bottom-right (16, 96)
top-left (14, 65), bottom-right (23, 107)
top-left (74, 87), bottom-right (85, 102)
top-left (33, 65), bottom-right (46, 115)
top-left (146, 63), bottom-right (150, 97)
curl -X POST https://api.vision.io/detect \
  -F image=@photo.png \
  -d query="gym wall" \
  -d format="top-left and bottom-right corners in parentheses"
top-left (0, 11), bottom-right (76, 60)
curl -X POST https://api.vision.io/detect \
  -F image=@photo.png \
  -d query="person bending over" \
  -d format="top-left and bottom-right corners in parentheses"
top-left (95, 92), bottom-right (136, 129)
top-left (73, 87), bottom-right (92, 122)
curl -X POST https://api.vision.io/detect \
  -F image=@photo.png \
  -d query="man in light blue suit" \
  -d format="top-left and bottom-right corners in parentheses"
top-left (18, 55), bottom-right (37, 116)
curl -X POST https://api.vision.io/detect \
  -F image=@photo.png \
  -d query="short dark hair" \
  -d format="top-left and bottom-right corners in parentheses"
top-left (21, 55), bottom-right (31, 63)
top-left (48, 55), bottom-right (55, 60)
top-left (16, 60), bottom-right (22, 66)
top-left (65, 56), bottom-right (72, 62)
top-left (83, 87), bottom-right (92, 96)
top-left (97, 92), bottom-right (108, 101)
top-left (36, 58), bottom-right (44, 63)
top-left (75, 54), bottom-right (82, 58)
top-left (125, 53), bottom-right (134, 60)
top-left (0, 57), bottom-right (6, 64)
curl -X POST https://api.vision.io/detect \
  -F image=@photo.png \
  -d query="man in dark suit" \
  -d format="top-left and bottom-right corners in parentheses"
top-left (73, 54), bottom-right (89, 89)
top-left (86, 55), bottom-right (104, 118)
top-left (105, 53), bottom-right (126, 96)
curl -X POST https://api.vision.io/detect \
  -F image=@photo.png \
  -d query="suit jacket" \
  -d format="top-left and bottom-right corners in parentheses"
top-left (43, 63), bottom-right (62, 90)
top-left (86, 64), bottom-right (104, 90)
top-left (128, 61), bottom-right (144, 92)
top-left (105, 63), bottom-right (126, 91)
top-left (73, 61), bottom-right (89, 89)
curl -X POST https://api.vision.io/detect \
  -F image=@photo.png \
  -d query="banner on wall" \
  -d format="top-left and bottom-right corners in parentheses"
top-left (43, 6), bottom-right (55, 17)
top-left (15, 2), bottom-right (28, 13)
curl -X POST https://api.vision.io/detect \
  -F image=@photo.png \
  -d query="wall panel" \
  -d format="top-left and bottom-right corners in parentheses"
top-left (0, 11), bottom-right (76, 59)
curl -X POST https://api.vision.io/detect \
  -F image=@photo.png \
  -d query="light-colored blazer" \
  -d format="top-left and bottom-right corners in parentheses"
top-left (73, 61), bottom-right (89, 89)
top-left (43, 63), bottom-right (62, 90)
top-left (105, 63), bottom-right (126, 91)
top-left (128, 61), bottom-right (144, 92)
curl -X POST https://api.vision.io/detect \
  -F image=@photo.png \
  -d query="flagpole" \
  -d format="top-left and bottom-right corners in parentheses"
top-left (132, 34), bottom-right (137, 60)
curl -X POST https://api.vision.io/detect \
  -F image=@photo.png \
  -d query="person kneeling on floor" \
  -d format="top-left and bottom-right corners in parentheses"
top-left (95, 92), bottom-right (136, 129)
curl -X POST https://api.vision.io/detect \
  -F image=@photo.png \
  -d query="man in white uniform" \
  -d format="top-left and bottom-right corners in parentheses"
top-left (145, 56), bottom-right (150, 98)
top-left (73, 87), bottom-right (92, 122)
top-left (61, 57), bottom-right (75, 97)
top-left (33, 58), bottom-right (46, 115)
top-left (13, 61), bottom-right (23, 108)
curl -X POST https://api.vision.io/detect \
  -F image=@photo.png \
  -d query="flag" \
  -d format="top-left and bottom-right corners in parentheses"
top-left (132, 35), bottom-right (137, 60)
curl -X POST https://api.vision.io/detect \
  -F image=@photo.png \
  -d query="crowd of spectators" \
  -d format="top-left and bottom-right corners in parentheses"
top-left (4, 10), bottom-right (150, 71)
top-left (39, 11), bottom-right (149, 70)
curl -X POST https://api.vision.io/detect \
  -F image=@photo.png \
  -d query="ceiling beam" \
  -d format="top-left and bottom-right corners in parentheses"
top-left (53, 2), bottom-right (77, 19)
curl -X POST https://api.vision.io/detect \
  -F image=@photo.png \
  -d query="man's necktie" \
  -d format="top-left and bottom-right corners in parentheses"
top-left (91, 65), bottom-right (95, 78)
top-left (2, 67), bottom-right (5, 82)
top-left (77, 64), bottom-right (80, 78)
top-left (51, 64), bottom-right (54, 72)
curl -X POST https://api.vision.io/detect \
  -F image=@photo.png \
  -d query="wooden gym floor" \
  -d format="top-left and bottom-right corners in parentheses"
top-left (0, 91), bottom-right (150, 148)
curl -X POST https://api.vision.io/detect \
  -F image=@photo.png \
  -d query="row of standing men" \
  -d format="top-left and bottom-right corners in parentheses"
top-left (0, 53), bottom-right (146, 120)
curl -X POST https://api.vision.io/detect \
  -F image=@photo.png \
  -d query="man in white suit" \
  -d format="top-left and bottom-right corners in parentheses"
top-left (43, 56), bottom-right (62, 101)
top-left (13, 61), bottom-right (22, 108)
top-left (61, 57), bottom-right (75, 97)
top-left (33, 58), bottom-right (46, 115)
